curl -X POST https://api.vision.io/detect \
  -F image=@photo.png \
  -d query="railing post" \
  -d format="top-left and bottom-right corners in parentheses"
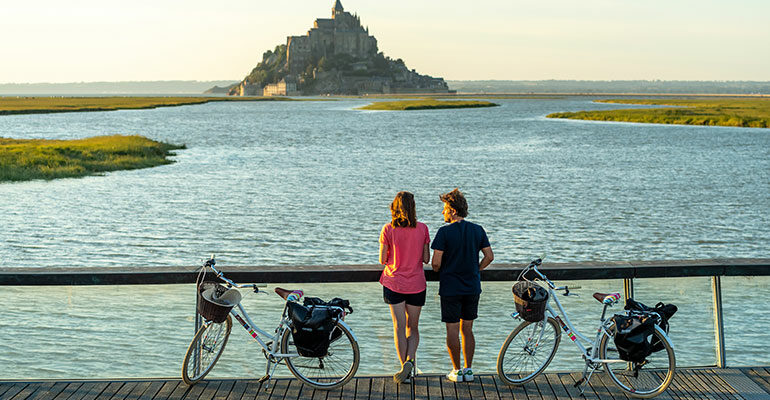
top-left (712, 275), bottom-right (726, 368)
top-left (623, 278), bottom-right (634, 301)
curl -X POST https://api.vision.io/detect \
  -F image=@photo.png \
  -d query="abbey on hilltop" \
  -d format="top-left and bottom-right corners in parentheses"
top-left (228, 1), bottom-right (451, 96)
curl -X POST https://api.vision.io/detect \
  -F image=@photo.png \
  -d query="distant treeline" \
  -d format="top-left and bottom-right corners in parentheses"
top-left (0, 80), bottom-right (239, 95)
top-left (447, 80), bottom-right (770, 95)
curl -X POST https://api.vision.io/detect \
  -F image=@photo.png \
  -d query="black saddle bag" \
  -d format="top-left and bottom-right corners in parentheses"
top-left (287, 298), bottom-right (351, 357)
top-left (612, 313), bottom-right (656, 362)
top-left (625, 299), bottom-right (677, 352)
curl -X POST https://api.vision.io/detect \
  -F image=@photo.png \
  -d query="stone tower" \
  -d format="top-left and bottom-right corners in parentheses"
top-left (333, 0), bottom-right (344, 17)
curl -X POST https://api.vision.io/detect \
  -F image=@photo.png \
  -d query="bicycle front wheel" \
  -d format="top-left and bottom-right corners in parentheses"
top-left (182, 315), bottom-right (232, 385)
top-left (497, 317), bottom-right (561, 385)
top-left (599, 325), bottom-right (676, 398)
top-left (281, 321), bottom-right (360, 390)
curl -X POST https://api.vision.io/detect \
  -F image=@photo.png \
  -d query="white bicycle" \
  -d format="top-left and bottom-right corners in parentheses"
top-left (496, 258), bottom-right (676, 398)
top-left (182, 256), bottom-right (360, 390)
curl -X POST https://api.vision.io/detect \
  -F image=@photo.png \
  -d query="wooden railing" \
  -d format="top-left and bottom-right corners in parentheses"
top-left (1, 258), bottom-right (768, 368)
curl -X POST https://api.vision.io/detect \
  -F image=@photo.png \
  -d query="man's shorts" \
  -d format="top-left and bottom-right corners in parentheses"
top-left (383, 286), bottom-right (427, 307)
top-left (440, 294), bottom-right (480, 323)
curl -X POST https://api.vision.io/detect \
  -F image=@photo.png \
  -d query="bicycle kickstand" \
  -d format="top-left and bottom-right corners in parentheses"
top-left (573, 364), bottom-right (598, 397)
top-left (259, 358), bottom-right (279, 390)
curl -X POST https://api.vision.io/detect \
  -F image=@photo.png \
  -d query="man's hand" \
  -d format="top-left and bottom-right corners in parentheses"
top-left (479, 246), bottom-right (494, 271)
top-left (431, 249), bottom-right (443, 272)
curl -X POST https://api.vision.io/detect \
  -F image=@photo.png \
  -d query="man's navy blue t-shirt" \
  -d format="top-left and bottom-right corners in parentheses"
top-left (431, 220), bottom-right (490, 296)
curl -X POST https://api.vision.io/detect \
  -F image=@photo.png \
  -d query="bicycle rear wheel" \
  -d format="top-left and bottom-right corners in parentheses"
top-left (182, 315), bottom-right (232, 385)
top-left (496, 317), bottom-right (561, 385)
top-left (599, 325), bottom-right (676, 398)
top-left (281, 321), bottom-right (359, 390)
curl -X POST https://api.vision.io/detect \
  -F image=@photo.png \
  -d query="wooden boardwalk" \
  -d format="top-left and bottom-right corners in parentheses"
top-left (2, 368), bottom-right (770, 400)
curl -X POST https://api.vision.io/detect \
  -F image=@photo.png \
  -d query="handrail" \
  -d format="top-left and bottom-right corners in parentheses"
top-left (0, 258), bottom-right (767, 286)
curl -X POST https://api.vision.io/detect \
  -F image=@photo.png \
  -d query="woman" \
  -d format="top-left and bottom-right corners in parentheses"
top-left (379, 191), bottom-right (430, 383)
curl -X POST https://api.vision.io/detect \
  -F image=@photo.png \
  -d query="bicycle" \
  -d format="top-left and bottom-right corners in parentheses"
top-left (496, 258), bottom-right (676, 398)
top-left (181, 256), bottom-right (360, 390)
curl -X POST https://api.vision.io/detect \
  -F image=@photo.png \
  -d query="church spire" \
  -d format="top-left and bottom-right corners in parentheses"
top-left (333, 0), bottom-right (344, 16)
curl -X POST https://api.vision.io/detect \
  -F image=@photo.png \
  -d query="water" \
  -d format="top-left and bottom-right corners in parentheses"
top-left (0, 98), bottom-right (768, 379)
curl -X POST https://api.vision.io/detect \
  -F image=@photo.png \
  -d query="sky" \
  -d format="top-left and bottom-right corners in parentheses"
top-left (1, 0), bottom-right (769, 83)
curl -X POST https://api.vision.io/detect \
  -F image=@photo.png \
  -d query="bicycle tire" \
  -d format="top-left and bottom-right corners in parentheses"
top-left (281, 320), bottom-right (359, 390)
top-left (497, 317), bottom-right (561, 385)
top-left (599, 324), bottom-right (676, 398)
top-left (182, 315), bottom-right (232, 385)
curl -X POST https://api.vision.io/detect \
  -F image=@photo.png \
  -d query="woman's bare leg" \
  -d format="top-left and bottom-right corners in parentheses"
top-left (389, 302), bottom-right (408, 364)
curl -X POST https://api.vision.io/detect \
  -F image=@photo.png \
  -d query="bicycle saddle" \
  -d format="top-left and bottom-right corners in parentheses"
top-left (275, 287), bottom-right (303, 300)
top-left (593, 292), bottom-right (621, 304)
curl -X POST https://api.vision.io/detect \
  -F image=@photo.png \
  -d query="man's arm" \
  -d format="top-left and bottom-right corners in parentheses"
top-left (479, 246), bottom-right (494, 271)
top-left (431, 249), bottom-right (443, 272)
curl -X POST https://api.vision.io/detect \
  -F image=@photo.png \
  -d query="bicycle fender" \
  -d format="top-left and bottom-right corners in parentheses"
top-left (337, 320), bottom-right (358, 343)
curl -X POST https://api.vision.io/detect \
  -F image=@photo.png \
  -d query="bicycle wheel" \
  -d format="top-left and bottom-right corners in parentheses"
top-left (182, 315), bottom-right (232, 385)
top-left (497, 317), bottom-right (561, 385)
top-left (281, 321), bottom-right (360, 390)
top-left (599, 325), bottom-right (676, 398)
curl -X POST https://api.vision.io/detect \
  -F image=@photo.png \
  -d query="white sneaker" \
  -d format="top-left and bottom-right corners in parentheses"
top-left (446, 369), bottom-right (464, 382)
top-left (463, 368), bottom-right (474, 382)
top-left (393, 360), bottom-right (413, 383)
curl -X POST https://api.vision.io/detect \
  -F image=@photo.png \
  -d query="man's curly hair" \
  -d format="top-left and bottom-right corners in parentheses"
top-left (439, 188), bottom-right (468, 218)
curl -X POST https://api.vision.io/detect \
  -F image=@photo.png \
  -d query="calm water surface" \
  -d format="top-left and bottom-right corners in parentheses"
top-left (0, 98), bottom-right (768, 378)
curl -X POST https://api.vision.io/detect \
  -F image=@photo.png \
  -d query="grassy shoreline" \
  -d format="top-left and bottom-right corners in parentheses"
top-left (547, 98), bottom-right (770, 128)
top-left (358, 99), bottom-right (499, 111)
top-left (0, 135), bottom-right (185, 182)
top-left (0, 96), bottom-right (300, 116)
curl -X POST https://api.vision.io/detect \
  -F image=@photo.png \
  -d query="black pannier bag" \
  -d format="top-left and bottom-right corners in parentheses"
top-left (612, 314), bottom-right (656, 362)
top-left (286, 298), bottom-right (352, 357)
top-left (625, 299), bottom-right (677, 352)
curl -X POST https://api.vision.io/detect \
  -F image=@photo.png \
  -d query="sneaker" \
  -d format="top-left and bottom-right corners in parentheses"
top-left (402, 377), bottom-right (411, 384)
top-left (446, 369), bottom-right (464, 382)
top-left (463, 367), bottom-right (474, 382)
top-left (393, 360), bottom-right (413, 383)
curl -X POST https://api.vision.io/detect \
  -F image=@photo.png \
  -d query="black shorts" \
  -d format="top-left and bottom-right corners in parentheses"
top-left (383, 286), bottom-right (426, 307)
top-left (440, 294), bottom-right (480, 323)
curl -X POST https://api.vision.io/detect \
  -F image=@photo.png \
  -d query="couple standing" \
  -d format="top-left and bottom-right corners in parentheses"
top-left (378, 189), bottom-right (495, 383)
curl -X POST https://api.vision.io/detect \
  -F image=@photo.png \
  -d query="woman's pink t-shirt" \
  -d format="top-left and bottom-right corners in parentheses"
top-left (379, 222), bottom-right (430, 294)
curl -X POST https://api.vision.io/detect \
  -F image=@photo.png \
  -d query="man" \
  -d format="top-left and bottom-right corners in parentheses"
top-left (431, 188), bottom-right (494, 383)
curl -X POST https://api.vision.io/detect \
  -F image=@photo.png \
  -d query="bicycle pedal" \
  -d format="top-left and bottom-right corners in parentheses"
top-left (573, 377), bottom-right (585, 387)
top-left (258, 374), bottom-right (270, 383)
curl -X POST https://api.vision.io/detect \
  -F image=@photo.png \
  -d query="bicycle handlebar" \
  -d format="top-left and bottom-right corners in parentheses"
top-left (203, 256), bottom-right (264, 292)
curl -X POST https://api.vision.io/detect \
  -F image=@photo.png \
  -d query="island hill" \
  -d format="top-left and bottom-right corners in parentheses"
top-left (223, 1), bottom-right (452, 97)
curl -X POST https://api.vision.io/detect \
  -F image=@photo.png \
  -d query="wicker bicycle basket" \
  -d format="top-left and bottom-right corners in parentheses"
top-left (197, 281), bottom-right (233, 323)
top-left (513, 281), bottom-right (549, 322)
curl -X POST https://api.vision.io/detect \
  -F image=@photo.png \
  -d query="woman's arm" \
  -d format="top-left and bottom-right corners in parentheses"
top-left (422, 243), bottom-right (430, 264)
top-left (379, 241), bottom-right (388, 265)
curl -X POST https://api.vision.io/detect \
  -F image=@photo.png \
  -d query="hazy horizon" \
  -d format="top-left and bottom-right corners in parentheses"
top-left (2, 0), bottom-right (769, 83)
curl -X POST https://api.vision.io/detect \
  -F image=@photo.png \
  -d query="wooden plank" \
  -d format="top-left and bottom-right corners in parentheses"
top-left (167, 381), bottom-right (195, 400)
top-left (690, 369), bottom-right (735, 400)
top-left (111, 381), bottom-right (140, 400)
top-left (28, 381), bottom-right (69, 400)
top-left (254, 379), bottom-right (276, 400)
top-left (567, 372), bottom-right (599, 400)
top-left (425, 376), bottom-right (442, 400)
top-left (478, 375), bottom-right (500, 400)
top-left (543, 374), bottom-right (572, 400)
top-left (0, 383), bottom-right (14, 398)
top-left (677, 370), bottom-right (717, 400)
top-left (237, 380), bottom-right (263, 400)
top-left (1, 383), bottom-right (28, 400)
top-left (467, 376), bottom-right (486, 400)
top-left (491, 375), bottom-right (518, 400)
top-left (369, 377), bottom-right (384, 400)
top-left (268, 379), bottom-right (289, 400)
top-left (715, 368), bottom-right (770, 400)
top-left (657, 370), bottom-right (689, 400)
top-left (413, 376), bottom-right (429, 400)
top-left (16, 382), bottom-right (55, 400)
top-left (691, 370), bottom-right (734, 400)
top-left (153, 381), bottom-right (181, 400)
top-left (124, 381), bottom-right (155, 400)
top-left (354, 378), bottom-right (371, 400)
top-left (742, 368), bottom-right (770, 395)
top-left (283, 379), bottom-right (308, 400)
top-left (337, 378), bottom-right (356, 400)
top-left (441, 379), bottom-right (458, 400)
top-left (533, 374), bottom-right (556, 400)
top-left (77, 381), bottom-right (111, 400)
top-left (7, 382), bottom-right (37, 400)
top-left (52, 382), bottom-right (84, 400)
top-left (682, 370), bottom-right (722, 400)
top-left (223, 380), bottom-right (247, 400)
top-left (382, 377), bottom-right (398, 400)
top-left (326, 380), bottom-right (345, 400)
top-left (212, 380), bottom-right (235, 400)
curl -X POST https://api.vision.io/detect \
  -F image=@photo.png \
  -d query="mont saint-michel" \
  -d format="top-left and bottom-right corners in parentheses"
top-left (228, 1), bottom-right (451, 96)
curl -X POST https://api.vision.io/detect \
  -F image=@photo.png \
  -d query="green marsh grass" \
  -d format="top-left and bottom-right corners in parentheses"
top-left (358, 98), bottom-right (499, 111)
top-left (547, 98), bottom-right (770, 128)
top-left (0, 96), bottom-right (298, 116)
top-left (0, 135), bottom-right (185, 182)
